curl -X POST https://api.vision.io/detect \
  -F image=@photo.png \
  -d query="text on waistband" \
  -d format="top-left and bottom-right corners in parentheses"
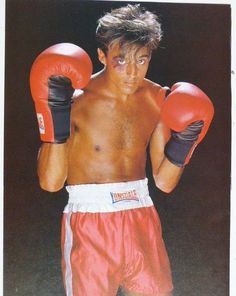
top-left (110, 189), bottom-right (139, 203)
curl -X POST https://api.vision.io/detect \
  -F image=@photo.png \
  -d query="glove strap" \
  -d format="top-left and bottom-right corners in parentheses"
top-left (164, 137), bottom-right (195, 167)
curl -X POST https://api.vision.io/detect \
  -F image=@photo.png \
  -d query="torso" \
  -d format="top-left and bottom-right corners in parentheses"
top-left (67, 73), bottom-right (165, 184)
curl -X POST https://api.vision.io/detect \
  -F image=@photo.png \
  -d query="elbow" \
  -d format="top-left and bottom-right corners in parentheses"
top-left (39, 180), bottom-right (64, 192)
top-left (156, 182), bottom-right (175, 194)
top-left (153, 175), bottom-right (176, 194)
top-left (38, 174), bottom-right (65, 192)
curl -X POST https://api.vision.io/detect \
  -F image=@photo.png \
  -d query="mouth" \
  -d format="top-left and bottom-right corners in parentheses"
top-left (124, 80), bottom-right (137, 87)
top-left (122, 81), bottom-right (139, 94)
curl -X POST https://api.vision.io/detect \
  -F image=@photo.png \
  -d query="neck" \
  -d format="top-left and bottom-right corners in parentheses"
top-left (99, 68), bottom-right (131, 101)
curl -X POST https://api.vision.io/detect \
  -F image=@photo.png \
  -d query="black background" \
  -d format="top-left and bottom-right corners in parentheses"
top-left (4, 1), bottom-right (231, 295)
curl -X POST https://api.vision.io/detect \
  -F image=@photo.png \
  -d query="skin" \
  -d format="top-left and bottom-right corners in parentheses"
top-left (38, 43), bottom-right (183, 193)
top-left (124, 290), bottom-right (172, 296)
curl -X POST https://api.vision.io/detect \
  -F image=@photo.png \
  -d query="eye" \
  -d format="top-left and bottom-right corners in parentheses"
top-left (117, 58), bottom-right (126, 65)
top-left (137, 59), bottom-right (146, 65)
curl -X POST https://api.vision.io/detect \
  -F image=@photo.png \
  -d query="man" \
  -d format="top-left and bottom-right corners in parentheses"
top-left (30, 4), bottom-right (214, 296)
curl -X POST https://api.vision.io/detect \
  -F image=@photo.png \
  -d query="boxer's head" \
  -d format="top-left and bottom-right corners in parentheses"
top-left (96, 4), bottom-right (162, 56)
top-left (97, 42), bottom-right (151, 95)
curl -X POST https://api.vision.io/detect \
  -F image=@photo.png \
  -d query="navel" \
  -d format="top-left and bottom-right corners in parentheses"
top-left (74, 126), bottom-right (80, 133)
top-left (95, 145), bottom-right (101, 152)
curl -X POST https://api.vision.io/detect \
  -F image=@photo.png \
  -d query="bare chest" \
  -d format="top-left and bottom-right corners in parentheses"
top-left (73, 98), bottom-right (159, 150)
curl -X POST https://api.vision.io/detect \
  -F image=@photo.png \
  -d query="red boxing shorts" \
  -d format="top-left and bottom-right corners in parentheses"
top-left (61, 178), bottom-right (173, 296)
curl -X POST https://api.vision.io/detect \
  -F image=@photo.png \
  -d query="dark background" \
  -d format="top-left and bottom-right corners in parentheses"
top-left (4, 1), bottom-right (231, 295)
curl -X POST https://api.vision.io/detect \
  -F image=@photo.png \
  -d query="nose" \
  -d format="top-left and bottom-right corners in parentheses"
top-left (126, 62), bottom-right (137, 77)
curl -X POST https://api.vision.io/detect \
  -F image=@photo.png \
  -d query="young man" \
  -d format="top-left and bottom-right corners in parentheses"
top-left (30, 4), bottom-right (214, 296)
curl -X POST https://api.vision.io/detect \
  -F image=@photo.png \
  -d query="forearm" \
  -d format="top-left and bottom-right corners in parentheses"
top-left (152, 82), bottom-right (214, 193)
top-left (29, 43), bottom-right (92, 192)
top-left (153, 157), bottom-right (184, 193)
top-left (37, 143), bottom-right (68, 192)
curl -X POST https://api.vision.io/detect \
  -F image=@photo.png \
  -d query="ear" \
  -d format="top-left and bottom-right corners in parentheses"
top-left (97, 48), bottom-right (107, 65)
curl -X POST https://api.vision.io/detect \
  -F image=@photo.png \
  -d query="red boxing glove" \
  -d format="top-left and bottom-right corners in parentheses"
top-left (160, 82), bottom-right (214, 166)
top-left (30, 43), bottom-right (93, 143)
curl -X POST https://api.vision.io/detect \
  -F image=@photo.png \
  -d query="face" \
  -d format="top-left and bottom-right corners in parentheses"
top-left (98, 43), bottom-right (151, 95)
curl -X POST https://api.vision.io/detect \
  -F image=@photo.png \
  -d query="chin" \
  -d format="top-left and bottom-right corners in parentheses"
top-left (122, 86), bottom-right (138, 95)
top-left (122, 90), bottom-right (135, 95)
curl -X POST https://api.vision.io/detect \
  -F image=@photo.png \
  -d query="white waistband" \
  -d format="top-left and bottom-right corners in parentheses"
top-left (64, 178), bottom-right (153, 213)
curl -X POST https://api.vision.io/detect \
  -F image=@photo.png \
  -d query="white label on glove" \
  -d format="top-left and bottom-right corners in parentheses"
top-left (37, 113), bottom-right (45, 134)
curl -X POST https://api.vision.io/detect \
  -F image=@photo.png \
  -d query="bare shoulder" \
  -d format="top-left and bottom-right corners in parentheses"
top-left (143, 78), bottom-right (163, 91)
top-left (143, 78), bottom-right (168, 95)
top-left (72, 73), bottom-right (98, 101)
top-left (142, 78), bottom-right (169, 109)
top-left (71, 72), bottom-right (105, 114)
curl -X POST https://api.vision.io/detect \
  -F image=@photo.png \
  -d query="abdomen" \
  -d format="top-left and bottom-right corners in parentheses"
top-left (67, 139), bottom-right (147, 184)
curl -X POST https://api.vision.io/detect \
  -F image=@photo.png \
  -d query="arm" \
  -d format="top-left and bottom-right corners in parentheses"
top-left (30, 43), bottom-right (92, 192)
top-left (150, 120), bottom-right (184, 193)
top-left (37, 143), bottom-right (68, 192)
top-left (151, 82), bottom-right (214, 193)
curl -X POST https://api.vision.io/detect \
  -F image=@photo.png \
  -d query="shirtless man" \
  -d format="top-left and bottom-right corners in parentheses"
top-left (30, 4), bottom-right (214, 296)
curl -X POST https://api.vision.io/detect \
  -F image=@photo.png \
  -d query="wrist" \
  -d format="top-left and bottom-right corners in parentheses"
top-left (164, 136), bottom-right (195, 167)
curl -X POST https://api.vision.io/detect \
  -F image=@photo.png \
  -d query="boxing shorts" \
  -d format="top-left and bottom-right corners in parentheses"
top-left (61, 178), bottom-right (173, 295)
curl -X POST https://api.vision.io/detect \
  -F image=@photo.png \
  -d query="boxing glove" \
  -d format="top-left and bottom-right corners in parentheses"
top-left (160, 82), bottom-right (214, 167)
top-left (30, 43), bottom-right (93, 143)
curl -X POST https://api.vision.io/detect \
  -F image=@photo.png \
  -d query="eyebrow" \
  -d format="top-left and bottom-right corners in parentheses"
top-left (113, 54), bottom-right (150, 60)
top-left (136, 54), bottom-right (150, 59)
top-left (113, 55), bottom-right (125, 59)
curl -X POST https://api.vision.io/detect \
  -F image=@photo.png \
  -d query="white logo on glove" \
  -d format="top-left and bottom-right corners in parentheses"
top-left (37, 113), bottom-right (45, 134)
